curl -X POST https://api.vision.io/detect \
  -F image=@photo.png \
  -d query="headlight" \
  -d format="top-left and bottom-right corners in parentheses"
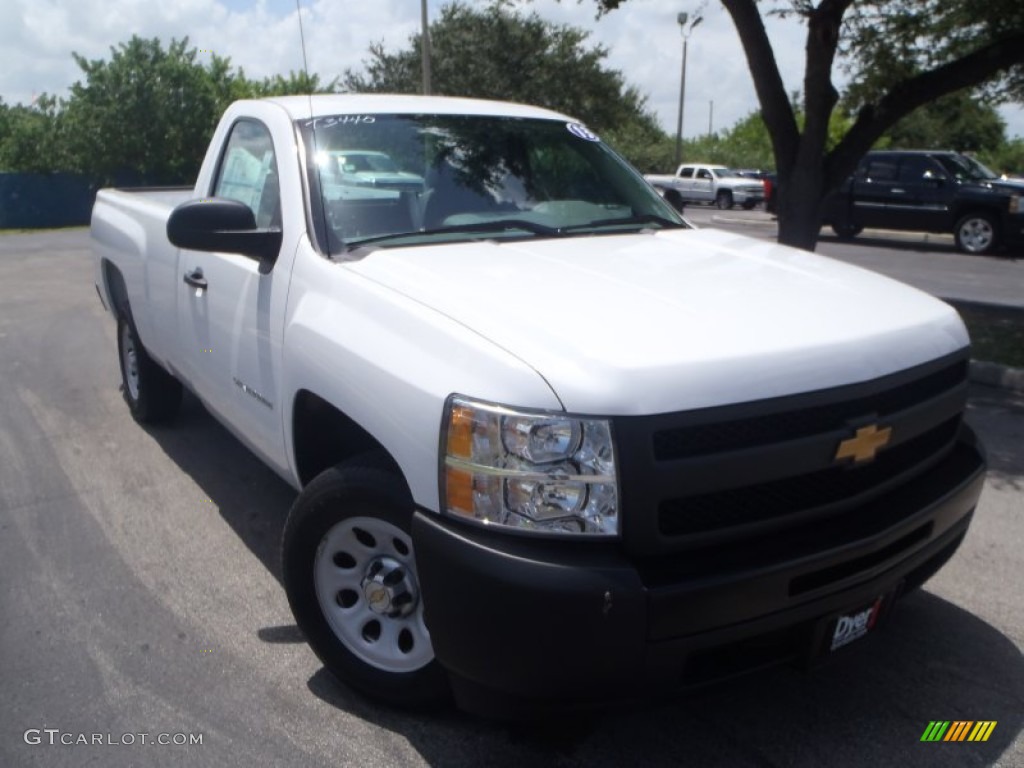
top-left (441, 395), bottom-right (619, 536)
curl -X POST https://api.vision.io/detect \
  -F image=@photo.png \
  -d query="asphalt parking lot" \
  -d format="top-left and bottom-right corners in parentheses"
top-left (1, 229), bottom-right (1021, 767)
top-left (681, 205), bottom-right (1024, 310)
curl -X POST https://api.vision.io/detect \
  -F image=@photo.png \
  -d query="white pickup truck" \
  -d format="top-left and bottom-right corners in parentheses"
top-left (646, 163), bottom-right (766, 210)
top-left (92, 94), bottom-right (986, 716)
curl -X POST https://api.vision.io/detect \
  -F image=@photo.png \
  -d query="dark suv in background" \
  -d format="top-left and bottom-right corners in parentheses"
top-left (824, 150), bottom-right (1024, 255)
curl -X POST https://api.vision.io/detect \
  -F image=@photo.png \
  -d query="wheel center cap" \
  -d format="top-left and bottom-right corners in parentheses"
top-left (361, 556), bottom-right (417, 618)
top-left (363, 582), bottom-right (391, 613)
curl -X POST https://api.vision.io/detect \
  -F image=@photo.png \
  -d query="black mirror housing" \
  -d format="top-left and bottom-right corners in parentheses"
top-left (167, 198), bottom-right (282, 269)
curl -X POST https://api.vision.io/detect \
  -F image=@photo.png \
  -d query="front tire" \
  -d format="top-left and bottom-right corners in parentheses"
top-left (831, 221), bottom-right (863, 240)
top-left (954, 212), bottom-right (998, 254)
top-left (282, 459), bottom-right (449, 707)
top-left (715, 190), bottom-right (733, 210)
top-left (117, 314), bottom-right (182, 424)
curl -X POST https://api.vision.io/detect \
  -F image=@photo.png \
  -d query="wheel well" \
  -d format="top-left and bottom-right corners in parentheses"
top-left (292, 390), bottom-right (403, 488)
top-left (953, 207), bottom-right (1001, 227)
top-left (103, 260), bottom-right (130, 318)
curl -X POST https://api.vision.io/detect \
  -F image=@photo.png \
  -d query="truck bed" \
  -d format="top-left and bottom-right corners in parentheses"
top-left (91, 186), bottom-right (194, 368)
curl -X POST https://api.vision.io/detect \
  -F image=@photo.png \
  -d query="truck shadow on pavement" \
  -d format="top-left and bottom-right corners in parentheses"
top-left (967, 384), bottom-right (1024, 492)
top-left (305, 591), bottom-right (1024, 768)
top-left (144, 388), bottom-right (1023, 768)
top-left (145, 390), bottom-right (296, 583)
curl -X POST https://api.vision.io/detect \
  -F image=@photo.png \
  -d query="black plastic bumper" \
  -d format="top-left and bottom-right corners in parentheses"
top-left (412, 431), bottom-right (985, 715)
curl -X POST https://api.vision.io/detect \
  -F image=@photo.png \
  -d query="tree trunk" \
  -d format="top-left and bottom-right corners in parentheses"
top-left (775, 159), bottom-right (826, 251)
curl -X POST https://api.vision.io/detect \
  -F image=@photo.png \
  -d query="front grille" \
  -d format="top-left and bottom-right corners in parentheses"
top-left (653, 359), bottom-right (967, 461)
top-left (614, 350), bottom-right (972, 558)
top-left (658, 417), bottom-right (960, 536)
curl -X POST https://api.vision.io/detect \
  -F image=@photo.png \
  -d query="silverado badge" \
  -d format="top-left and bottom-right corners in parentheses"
top-left (835, 424), bottom-right (892, 464)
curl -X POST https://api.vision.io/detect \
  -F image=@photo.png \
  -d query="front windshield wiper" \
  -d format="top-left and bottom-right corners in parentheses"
top-left (346, 218), bottom-right (562, 248)
top-left (344, 214), bottom-right (684, 251)
top-left (561, 214), bottom-right (686, 232)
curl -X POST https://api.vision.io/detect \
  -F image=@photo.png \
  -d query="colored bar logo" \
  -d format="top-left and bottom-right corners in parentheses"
top-left (921, 721), bottom-right (997, 742)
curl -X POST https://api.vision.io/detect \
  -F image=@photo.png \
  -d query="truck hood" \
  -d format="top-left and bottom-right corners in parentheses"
top-left (347, 228), bottom-right (967, 415)
top-left (986, 178), bottom-right (1024, 195)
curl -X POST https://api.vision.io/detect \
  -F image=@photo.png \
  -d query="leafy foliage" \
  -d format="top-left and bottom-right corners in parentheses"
top-left (343, 2), bottom-right (657, 138)
top-left (583, 0), bottom-right (1024, 249)
top-left (61, 37), bottom-right (227, 184)
top-left (0, 37), bottom-right (337, 183)
top-left (0, 95), bottom-right (72, 173)
top-left (879, 91), bottom-right (1007, 153)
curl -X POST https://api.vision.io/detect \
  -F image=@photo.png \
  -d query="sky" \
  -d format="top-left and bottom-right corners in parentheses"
top-left (2, 0), bottom-right (1022, 148)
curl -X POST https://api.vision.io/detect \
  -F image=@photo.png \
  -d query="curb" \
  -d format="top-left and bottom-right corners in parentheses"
top-left (969, 360), bottom-right (1024, 393)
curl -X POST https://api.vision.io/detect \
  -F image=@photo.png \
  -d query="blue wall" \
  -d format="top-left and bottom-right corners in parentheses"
top-left (0, 173), bottom-right (97, 229)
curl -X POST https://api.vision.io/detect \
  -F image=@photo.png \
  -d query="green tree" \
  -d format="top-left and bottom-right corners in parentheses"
top-left (253, 70), bottom-right (339, 97)
top-left (603, 114), bottom-right (675, 173)
top-left (4, 38), bottom-right (342, 184)
top-left (0, 95), bottom-right (71, 173)
top-left (344, 2), bottom-right (659, 139)
top-left (63, 36), bottom-right (232, 184)
top-left (979, 137), bottom-right (1024, 176)
top-left (879, 91), bottom-right (1006, 152)
top-left (585, 0), bottom-right (1024, 250)
top-left (705, 111), bottom-right (774, 168)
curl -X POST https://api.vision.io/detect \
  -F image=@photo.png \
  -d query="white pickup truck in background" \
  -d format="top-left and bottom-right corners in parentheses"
top-left (645, 163), bottom-right (767, 210)
top-left (91, 94), bottom-right (985, 717)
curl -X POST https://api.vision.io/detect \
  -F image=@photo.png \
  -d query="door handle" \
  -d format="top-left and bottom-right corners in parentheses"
top-left (183, 268), bottom-right (208, 290)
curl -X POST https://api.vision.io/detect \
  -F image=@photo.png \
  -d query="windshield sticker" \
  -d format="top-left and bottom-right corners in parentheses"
top-left (301, 115), bottom-right (377, 129)
top-left (567, 123), bottom-right (600, 142)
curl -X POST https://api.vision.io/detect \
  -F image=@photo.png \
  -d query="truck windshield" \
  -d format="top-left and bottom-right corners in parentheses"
top-left (297, 114), bottom-right (685, 255)
top-left (935, 154), bottom-right (999, 182)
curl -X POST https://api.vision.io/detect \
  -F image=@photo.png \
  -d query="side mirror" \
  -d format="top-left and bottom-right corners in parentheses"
top-left (921, 171), bottom-right (947, 186)
top-left (167, 198), bottom-right (282, 272)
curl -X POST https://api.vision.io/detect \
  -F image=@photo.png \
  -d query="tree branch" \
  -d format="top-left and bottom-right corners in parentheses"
top-left (828, 31), bottom-right (1024, 185)
top-left (721, 0), bottom-right (799, 169)
top-left (800, 0), bottom-right (854, 164)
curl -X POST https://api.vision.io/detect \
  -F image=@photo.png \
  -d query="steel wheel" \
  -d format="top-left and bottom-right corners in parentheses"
top-left (115, 313), bottom-right (182, 423)
top-left (282, 459), bottom-right (450, 707)
top-left (120, 321), bottom-right (140, 402)
top-left (313, 515), bottom-right (433, 673)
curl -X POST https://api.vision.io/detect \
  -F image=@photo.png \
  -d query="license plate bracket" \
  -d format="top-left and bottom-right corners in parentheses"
top-left (807, 585), bottom-right (901, 663)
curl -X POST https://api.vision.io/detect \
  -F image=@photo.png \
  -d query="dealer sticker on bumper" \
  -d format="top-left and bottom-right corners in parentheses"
top-left (830, 597), bottom-right (885, 651)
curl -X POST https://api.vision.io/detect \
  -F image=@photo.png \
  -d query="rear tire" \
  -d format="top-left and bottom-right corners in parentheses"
top-left (954, 212), bottom-right (998, 254)
top-left (715, 190), bottom-right (733, 210)
top-left (117, 314), bottom-right (182, 424)
top-left (282, 459), bottom-right (450, 708)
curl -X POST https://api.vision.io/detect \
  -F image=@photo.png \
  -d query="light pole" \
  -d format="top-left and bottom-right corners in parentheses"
top-left (421, 0), bottom-right (432, 95)
top-left (673, 12), bottom-right (702, 167)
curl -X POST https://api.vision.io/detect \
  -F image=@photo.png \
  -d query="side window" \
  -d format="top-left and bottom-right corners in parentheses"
top-left (862, 158), bottom-right (899, 182)
top-left (214, 119), bottom-right (280, 229)
top-left (899, 155), bottom-right (946, 182)
top-left (679, 167), bottom-right (695, 178)
top-left (697, 169), bottom-right (713, 180)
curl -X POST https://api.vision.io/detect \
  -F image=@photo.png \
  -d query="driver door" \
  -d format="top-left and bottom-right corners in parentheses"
top-left (175, 117), bottom-right (288, 468)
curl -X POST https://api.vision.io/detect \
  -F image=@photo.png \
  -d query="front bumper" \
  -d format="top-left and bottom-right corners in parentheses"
top-left (412, 428), bottom-right (985, 715)
top-left (730, 188), bottom-right (766, 204)
top-left (1002, 212), bottom-right (1024, 248)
